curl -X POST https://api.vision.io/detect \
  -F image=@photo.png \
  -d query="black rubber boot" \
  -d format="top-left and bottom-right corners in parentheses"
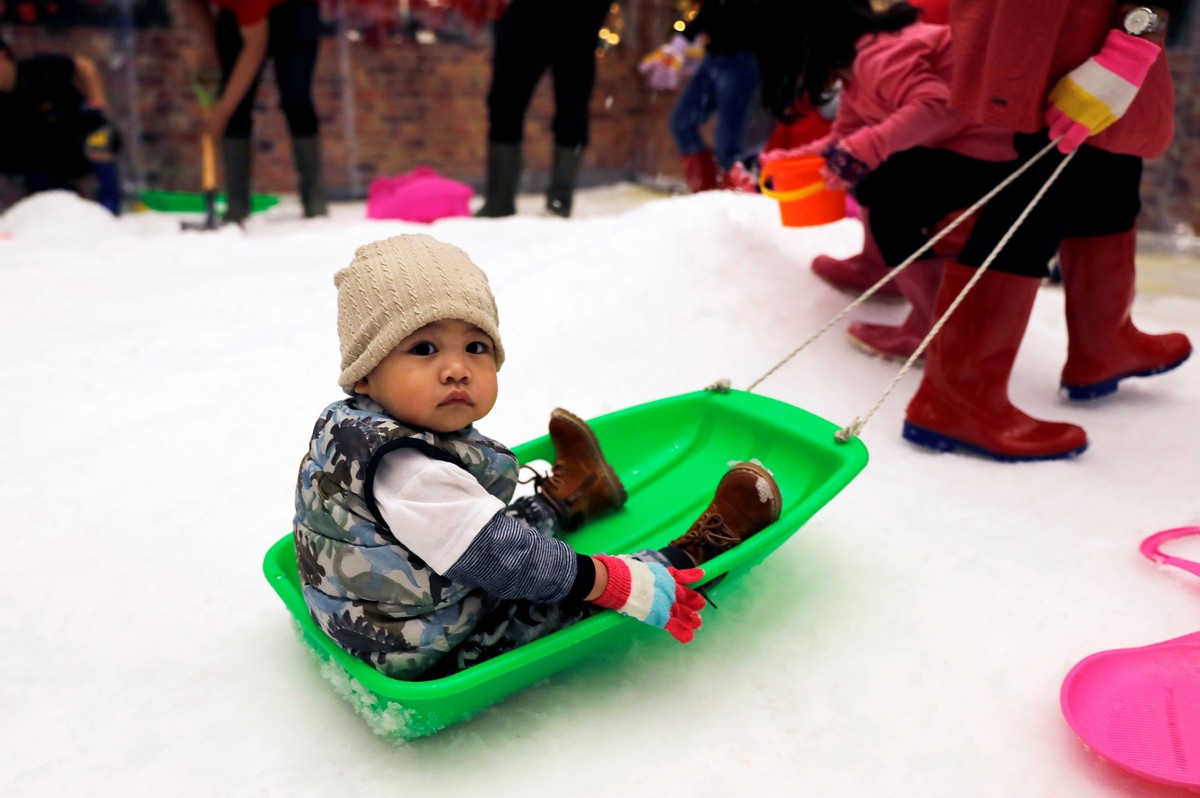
top-left (546, 145), bottom-right (584, 218)
top-left (222, 137), bottom-right (253, 225)
top-left (291, 135), bottom-right (328, 218)
top-left (475, 143), bottom-right (522, 218)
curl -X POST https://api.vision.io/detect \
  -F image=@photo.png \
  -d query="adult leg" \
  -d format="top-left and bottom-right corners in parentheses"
top-left (270, 0), bottom-right (327, 217)
top-left (476, 0), bottom-right (550, 216)
top-left (709, 51), bottom-right (760, 173)
top-left (670, 58), bottom-right (720, 193)
top-left (544, 0), bottom-right (610, 216)
top-left (216, 8), bottom-right (265, 223)
top-left (904, 133), bottom-right (1087, 459)
top-left (1057, 151), bottom-right (1191, 398)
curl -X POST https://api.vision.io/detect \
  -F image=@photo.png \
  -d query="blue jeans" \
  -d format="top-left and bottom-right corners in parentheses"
top-left (669, 51), bottom-right (760, 171)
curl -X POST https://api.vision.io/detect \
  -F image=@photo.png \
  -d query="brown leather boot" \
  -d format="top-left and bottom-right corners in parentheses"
top-left (533, 408), bottom-right (627, 531)
top-left (670, 462), bottom-right (782, 566)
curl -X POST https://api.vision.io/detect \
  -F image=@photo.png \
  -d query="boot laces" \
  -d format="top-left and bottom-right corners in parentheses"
top-left (685, 513), bottom-right (740, 549)
top-left (520, 461), bottom-right (594, 502)
top-left (519, 463), bottom-right (560, 493)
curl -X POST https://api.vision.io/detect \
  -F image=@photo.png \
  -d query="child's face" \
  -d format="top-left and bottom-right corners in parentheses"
top-left (354, 319), bottom-right (499, 433)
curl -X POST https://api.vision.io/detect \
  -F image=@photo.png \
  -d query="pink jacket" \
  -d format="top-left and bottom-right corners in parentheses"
top-left (948, 0), bottom-right (1174, 159)
top-left (803, 23), bottom-right (1015, 169)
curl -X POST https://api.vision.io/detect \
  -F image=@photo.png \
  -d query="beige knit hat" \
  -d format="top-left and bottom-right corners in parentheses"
top-left (334, 234), bottom-right (504, 393)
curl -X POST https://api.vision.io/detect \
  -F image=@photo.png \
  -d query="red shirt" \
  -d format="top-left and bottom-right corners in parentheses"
top-left (948, 0), bottom-right (1174, 158)
top-left (911, 0), bottom-right (948, 25)
top-left (211, 0), bottom-right (286, 26)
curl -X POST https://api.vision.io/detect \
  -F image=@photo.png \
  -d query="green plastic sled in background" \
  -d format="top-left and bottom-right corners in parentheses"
top-left (263, 388), bottom-right (869, 739)
top-left (138, 189), bottom-right (280, 214)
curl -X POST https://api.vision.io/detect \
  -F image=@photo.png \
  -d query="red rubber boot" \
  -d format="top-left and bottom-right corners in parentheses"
top-left (811, 209), bottom-right (904, 299)
top-left (681, 149), bottom-right (720, 193)
top-left (1059, 230), bottom-right (1192, 400)
top-left (903, 263), bottom-right (1088, 461)
top-left (847, 257), bottom-right (944, 363)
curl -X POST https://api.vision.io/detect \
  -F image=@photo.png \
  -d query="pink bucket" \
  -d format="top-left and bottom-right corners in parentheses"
top-left (367, 167), bottom-right (473, 223)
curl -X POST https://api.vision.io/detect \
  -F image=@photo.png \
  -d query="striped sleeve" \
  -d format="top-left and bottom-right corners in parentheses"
top-left (445, 513), bottom-right (595, 603)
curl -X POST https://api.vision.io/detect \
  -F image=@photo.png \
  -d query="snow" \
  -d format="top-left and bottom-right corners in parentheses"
top-left (3, 187), bottom-right (1199, 797)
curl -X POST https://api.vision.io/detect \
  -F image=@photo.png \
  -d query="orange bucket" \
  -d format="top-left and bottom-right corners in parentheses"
top-left (759, 156), bottom-right (847, 227)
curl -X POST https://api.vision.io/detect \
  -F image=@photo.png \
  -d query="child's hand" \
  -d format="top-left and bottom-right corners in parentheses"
top-left (820, 141), bottom-right (870, 190)
top-left (1045, 30), bottom-right (1161, 154)
top-left (591, 554), bottom-right (706, 643)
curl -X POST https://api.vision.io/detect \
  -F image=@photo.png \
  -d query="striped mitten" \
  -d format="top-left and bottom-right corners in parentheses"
top-left (591, 554), bottom-right (706, 643)
top-left (1045, 30), bottom-right (1161, 153)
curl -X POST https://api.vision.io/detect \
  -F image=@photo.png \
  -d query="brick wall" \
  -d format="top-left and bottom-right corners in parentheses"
top-left (3, 3), bottom-right (1198, 233)
top-left (2, 1), bottom-right (685, 203)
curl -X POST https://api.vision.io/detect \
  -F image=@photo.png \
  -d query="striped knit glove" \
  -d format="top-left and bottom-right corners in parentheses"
top-left (1045, 30), bottom-right (1161, 154)
top-left (591, 554), bottom-right (706, 643)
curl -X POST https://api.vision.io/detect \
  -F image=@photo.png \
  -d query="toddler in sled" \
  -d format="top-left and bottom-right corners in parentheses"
top-left (293, 234), bottom-right (783, 679)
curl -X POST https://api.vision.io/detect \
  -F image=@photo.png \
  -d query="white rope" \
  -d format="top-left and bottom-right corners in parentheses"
top-left (744, 136), bottom-right (1068, 397)
top-left (835, 145), bottom-right (1077, 442)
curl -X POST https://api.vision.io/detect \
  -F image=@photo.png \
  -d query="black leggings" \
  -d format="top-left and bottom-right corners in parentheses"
top-left (217, 0), bottom-right (321, 139)
top-left (854, 135), bottom-right (1143, 277)
top-left (485, 0), bottom-right (611, 146)
top-left (854, 147), bottom-right (1012, 268)
top-left (957, 132), bottom-right (1142, 277)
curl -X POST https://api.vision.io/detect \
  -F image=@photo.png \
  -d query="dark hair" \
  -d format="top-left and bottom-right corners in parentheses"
top-left (0, 35), bottom-right (13, 61)
top-left (753, 0), bottom-right (920, 122)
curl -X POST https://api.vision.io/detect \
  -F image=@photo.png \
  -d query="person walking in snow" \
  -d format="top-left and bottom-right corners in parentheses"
top-left (294, 233), bottom-right (782, 678)
top-left (752, 0), bottom-right (1016, 363)
top-left (898, 0), bottom-right (1191, 461)
top-left (639, 0), bottom-right (761, 193)
top-left (177, 0), bottom-right (328, 223)
top-left (474, 0), bottom-right (611, 218)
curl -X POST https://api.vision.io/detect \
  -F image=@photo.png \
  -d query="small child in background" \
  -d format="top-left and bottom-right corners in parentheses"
top-left (753, 0), bottom-right (1015, 362)
top-left (294, 234), bottom-right (783, 679)
top-left (792, 0), bottom-right (946, 301)
top-left (0, 36), bottom-right (122, 215)
top-left (639, 0), bottom-right (761, 193)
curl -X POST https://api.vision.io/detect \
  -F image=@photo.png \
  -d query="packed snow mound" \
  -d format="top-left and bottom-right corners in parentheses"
top-left (0, 190), bottom-right (123, 242)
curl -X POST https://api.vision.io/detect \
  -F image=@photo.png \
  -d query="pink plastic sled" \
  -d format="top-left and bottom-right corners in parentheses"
top-left (366, 167), bottom-right (473, 223)
top-left (1060, 526), bottom-right (1200, 789)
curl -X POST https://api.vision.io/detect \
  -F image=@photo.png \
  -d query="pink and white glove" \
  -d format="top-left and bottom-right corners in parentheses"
top-left (638, 34), bottom-right (692, 91)
top-left (591, 554), bottom-right (706, 643)
top-left (726, 161), bottom-right (759, 193)
top-left (1045, 29), bottom-right (1161, 154)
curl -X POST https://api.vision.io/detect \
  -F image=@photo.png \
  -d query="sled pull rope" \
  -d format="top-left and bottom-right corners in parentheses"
top-left (744, 137), bottom-right (1066, 397)
top-left (836, 144), bottom-right (1077, 442)
top-left (731, 137), bottom-right (1072, 440)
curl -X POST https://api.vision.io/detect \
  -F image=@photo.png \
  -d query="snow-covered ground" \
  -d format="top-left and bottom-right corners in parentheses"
top-left (3, 187), bottom-right (1199, 797)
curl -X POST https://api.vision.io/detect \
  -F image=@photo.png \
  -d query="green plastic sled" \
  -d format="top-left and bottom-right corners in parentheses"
top-left (137, 189), bottom-right (280, 214)
top-left (263, 388), bottom-right (868, 739)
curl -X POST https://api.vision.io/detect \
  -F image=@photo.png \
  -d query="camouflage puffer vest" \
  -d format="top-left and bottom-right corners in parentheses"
top-left (293, 396), bottom-right (519, 679)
